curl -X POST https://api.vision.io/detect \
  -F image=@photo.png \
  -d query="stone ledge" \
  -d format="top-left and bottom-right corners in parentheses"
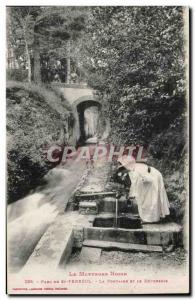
top-left (23, 212), bottom-right (89, 271)
top-left (84, 222), bottom-right (182, 247)
top-left (79, 201), bottom-right (97, 208)
top-left (83, 239), bottom-right (163, 252)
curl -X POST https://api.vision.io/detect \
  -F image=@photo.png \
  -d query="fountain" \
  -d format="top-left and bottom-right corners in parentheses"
top-left (22, 162), bottom-right (183, 271)
top-left (70, 166), bottom-right (182, 257)
top-left (92, 194), bottom-right (142, 229)
top-left (114, 197), bottom-right (118, 228)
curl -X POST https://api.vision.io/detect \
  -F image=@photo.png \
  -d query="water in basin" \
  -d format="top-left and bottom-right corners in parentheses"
top-left (93, 214), bottom-right (142, 229)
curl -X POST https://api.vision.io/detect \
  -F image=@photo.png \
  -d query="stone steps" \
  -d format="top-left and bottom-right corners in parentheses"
top-left (79, 201), bottom-right (98, 215)
top-left (83, 239), bottom-right (163, 252)
top-left (83, 223), bottom-right (182, 247)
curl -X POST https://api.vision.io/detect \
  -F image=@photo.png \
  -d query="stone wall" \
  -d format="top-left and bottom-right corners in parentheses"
top-left (53, 83), bottom-right (107, 145)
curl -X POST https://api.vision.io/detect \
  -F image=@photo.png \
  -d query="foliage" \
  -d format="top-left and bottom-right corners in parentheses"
top-left (7, 6), bottom-right (88, 82)
top-left (84, 6), bottom-right (187, 144)
top-left (7, 7), bottom-right (41, 81)
top-left (83, 6), bottom-right (188, 221)
top-left (7, 69), bottom-right (28, 82)
top-left (6, 7), bottom-right (188, 221)
top-left (6, 81), bottom-right (71, 203)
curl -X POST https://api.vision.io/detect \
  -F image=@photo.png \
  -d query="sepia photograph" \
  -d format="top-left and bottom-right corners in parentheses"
top-left (6, 5), bottom-right (190, 295)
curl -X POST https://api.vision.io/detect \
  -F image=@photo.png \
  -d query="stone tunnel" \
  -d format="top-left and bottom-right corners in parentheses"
top-left (55, 83), bottom-right (109, 146)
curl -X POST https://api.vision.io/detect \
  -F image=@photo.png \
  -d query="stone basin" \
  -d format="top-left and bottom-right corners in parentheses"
top-left (83, 222), bottom-right (183, 247)
top-left (79, 184), bottom-right (104, 193)
top-left (93, 214), bottom-right (142, 229)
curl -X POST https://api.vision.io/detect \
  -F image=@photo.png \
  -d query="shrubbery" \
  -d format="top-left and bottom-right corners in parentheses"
top-left (7, 69), bottom-right (28, 82)
top-left (7, 81), bottom-right (72, 203)
top-left (83, 7), bottom-right (188, 223)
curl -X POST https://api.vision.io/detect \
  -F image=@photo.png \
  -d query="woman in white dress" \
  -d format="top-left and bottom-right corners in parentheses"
top-left (118, 156), bottom-right (170, 223)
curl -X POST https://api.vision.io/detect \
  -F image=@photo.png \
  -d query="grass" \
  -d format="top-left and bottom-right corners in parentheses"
top-left (6, 81), bottom-right (72, 116)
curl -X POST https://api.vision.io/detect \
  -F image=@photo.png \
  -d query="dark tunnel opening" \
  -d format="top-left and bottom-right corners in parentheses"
top-left (76, 100), bottom-right (101, 146)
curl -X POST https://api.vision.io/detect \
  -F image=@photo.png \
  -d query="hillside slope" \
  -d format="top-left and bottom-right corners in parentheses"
top-left (7, 81), bottom-right (72, 203)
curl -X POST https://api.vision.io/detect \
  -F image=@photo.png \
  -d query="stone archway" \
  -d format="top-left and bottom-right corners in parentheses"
top-left (72, 96), bottom-right (102, 146)
top-left (73, 95), bottom-right (101, 108)
top-left (57, 83), bottom-right (109, 145)
top-left (77, 100), bottom-right (101, 145)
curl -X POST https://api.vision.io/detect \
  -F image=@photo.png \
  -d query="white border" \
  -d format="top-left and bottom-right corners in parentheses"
top-left (2, 0), bottom-right (194, 6)
top-left (0, 2), bottom-right (194, 300)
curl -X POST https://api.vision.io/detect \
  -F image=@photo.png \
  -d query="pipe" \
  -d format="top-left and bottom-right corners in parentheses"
top-left (115, 197), bottom-right (118, 228)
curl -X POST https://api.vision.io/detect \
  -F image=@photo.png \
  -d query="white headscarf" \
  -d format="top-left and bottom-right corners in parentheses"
top-left (117, 155), bottom-right (136, 171)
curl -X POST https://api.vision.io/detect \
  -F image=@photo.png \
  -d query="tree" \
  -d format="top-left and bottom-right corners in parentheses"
top-left (83, 7), bottom-right (187, 156)
top-left (34, 6), bottom-right (87, 83)
top-left (7, 7), bottom-right (41, 82)
top-left (7, 6), bottom-right (88, 83)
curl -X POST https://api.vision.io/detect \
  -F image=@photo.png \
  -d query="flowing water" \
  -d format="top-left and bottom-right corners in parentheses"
top-left (7, 103), bottom-right (105, 272)
top-left (7, 159), bottom-right (86, 272)
top-left (115, 197), bottom-right (118, 228)
top-left (84, 106), bottom-right (99, 139)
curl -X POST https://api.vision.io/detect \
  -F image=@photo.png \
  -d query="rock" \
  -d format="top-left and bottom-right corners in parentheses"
top-left (79, 201), bottom-right (98, 215)
top-left (163, 244), bottom-right (174, 253)
top-left (80, 247), bottom-right (102, 263)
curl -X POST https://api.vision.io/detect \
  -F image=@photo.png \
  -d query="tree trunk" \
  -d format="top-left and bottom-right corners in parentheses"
top-left (33, 27), bottom-right (41, 83)
top-left (66, 40), bottom-right (71, 84)
top-left (24, 38), bottom-right (31, 82)
top-left (6, 7), bottom-right (12, 70)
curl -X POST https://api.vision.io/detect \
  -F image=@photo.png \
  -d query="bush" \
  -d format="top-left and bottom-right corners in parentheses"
top-left (6, 69), bottom-right (28, 82)
top-left (7, 81), bottom-right (72, 203)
